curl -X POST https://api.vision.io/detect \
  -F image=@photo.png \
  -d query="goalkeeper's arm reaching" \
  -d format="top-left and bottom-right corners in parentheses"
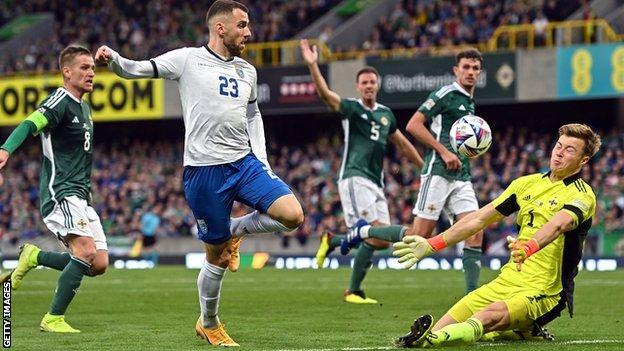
top-left (393, 203), bottom-right (503, 269)
top-left (393, 203), bottom-right (578, 269)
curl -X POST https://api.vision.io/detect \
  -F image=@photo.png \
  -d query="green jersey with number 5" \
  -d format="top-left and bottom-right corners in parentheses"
top-left (338, 98), bottom-right (397, 187)
top-left (37, 88), bottom-right (94, 217)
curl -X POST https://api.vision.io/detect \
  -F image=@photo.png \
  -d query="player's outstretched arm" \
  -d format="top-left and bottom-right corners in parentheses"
top-left (389, 130), bottom-right (424, 169)
top-left (95, 45), bottom-right (160, 79)
top-left (300, 39), bottom-right (340, 112)
top-left (406, 111), bottom-right (461, 171)
top-left (393, 203), bottom-right (503, 268)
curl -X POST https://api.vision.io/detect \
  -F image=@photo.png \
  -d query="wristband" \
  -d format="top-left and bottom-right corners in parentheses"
top-left (427, 235), bottom-right (448, 251)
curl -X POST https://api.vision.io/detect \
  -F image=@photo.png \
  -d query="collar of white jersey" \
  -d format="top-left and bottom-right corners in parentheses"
top-left (357, 99), bottom-right (380, 111)
top-left (204, 45), bottom-right (235, 62)
top-left (59, 87), bottom-right (82, 103)
top-left (453, 81), bottom-right (473, 97)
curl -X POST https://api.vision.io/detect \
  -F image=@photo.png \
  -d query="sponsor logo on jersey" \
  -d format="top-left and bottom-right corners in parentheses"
top-left (459, 104), bottom-right (466, 111)
top-left (380, 116), bottom-right (389, 126)
top-left (522, 195), bottom-right (531, 201)
top-left (572, 198), bottom-right (590, 212)
top-left (422, 98), bottom-right (435, 110)
top-left (427, 204), bottom-right (437, 212)
top-left (72, 116), bottom-right (79, 123)
top-left (548, 199), bottom-right (558, 207)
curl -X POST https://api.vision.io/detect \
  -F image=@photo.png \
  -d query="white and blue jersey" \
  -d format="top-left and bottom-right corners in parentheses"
top-left (107, 45), bottom-right (291, 244)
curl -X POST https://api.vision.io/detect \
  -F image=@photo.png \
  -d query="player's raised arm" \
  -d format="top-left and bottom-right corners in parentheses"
top-left (388, 130), bottom-right (424, 169)
top-left (95, 45), bottom-right (185, 80)
top-left (393, 203), bottom-right (503, 268)
top-left (407, 110), bottom-right (461, 171)
top-left (300, 39), bottom-right (341, 112)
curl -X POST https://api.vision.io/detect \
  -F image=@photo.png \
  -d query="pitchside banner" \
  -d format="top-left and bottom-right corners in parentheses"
top-left (256, 65), bottom-right (329, 114)
top-left (557, 43), bottom-right (624, 99)
top-left (0, 72), bottom-right (165, 126)
top-left (367, 53), bottom-right (517, 107)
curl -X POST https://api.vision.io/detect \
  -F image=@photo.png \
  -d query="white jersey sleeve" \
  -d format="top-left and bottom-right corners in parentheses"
top-left (151, 48), bottom-right (190, 80)
top-left (107, 47), bottom-right (189, 80)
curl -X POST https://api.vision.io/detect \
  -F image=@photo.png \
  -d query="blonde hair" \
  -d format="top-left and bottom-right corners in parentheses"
top-left (558, 123), bottom-right (601, 158)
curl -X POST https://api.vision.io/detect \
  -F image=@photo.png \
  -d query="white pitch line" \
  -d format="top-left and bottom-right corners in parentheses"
top-left (272, 339), bottom-right (624, 351)
top-left (477, 339), bottom-right (624, 347)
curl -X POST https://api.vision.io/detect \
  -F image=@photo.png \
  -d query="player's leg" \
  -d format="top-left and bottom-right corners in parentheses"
top-left (34, 196), bottom-right (106, 333)
top-left (396, 277), bottom-right (498, 348)
top-left (184, 164), bottom-right (238, 346)
top-left (448, 180), bottom-right (482, 293)
top-left (229, 155), bottom-right (304, 272)
top-left (404, 175), bottom-right (449, 238)
top-left (39, 234), bottom-right (96, 333)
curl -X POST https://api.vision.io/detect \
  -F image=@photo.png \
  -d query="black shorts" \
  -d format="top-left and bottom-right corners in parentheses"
top-left (142, 235), bottom-right (157, 248)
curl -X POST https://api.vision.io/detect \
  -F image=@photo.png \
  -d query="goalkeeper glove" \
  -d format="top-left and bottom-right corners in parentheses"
top-left (506, 235), bottom-right (540, 271)
top-left (392, 235), bottom-right (447, 269)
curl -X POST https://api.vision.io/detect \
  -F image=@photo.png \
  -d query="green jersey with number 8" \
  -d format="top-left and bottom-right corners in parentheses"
top-left (35, 88), bottom-right (94, 217)
top-left (338, 98), bottom-right (397, 187)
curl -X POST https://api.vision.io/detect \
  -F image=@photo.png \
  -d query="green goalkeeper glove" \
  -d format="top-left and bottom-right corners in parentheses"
top-left (392, 235), bottom-right (447, 269)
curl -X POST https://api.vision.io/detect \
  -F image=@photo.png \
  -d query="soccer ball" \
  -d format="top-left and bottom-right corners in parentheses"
top-left (449, 115), bottom-right (492, 158)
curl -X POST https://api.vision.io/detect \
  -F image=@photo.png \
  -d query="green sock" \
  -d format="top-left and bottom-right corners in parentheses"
top-left (463, 247), bottom-right (482, 293)
top-left (429, 318), bottom-right (484, 346)
top-left (37, 251), bottom-right (71, 271)
top-left (49, 257), bottom-right (91, 315)
top-left (367, 225), bottom-right (406, 242)
top-left (348, 242), bottom-right (374, 292)
top-left (329, 235), bottom-right (344, 250)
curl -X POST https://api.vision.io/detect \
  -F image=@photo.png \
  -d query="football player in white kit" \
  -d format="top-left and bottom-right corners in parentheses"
top-left (95, 0), bottom-right (304, 346)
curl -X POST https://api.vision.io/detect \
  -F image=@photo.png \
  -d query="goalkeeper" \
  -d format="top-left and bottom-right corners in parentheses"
top-left (390, 123), bottom-right (601, 347)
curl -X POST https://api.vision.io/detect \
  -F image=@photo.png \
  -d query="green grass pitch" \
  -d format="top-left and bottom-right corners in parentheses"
top-left (6, 266), bottom-right (624, 350)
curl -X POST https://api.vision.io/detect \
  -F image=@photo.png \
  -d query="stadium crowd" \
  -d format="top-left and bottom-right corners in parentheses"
top-left (0, 0), bottom-right (585, 74)
top-left (0, 0), bottom-right (340, 74)
top-left (354, 0), bottom-right (581, 53)
top-left (1, 126), bottom-right (622, 255)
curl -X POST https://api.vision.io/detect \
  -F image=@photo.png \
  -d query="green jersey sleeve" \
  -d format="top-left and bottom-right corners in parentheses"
top-left (388, 111), bottom-right (398, 134)
top-left (417, 91), bottom-right (443, 121)
top-left (38, 92), bottom-right (67, 130)
top-left (338, 98), bottom-right (356, 120)
top-left (561, 187), bottom-right (596, 228)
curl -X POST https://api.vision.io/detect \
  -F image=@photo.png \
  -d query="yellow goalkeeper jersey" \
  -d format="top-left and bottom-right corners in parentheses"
top-left (491, 171), bottom-right (595, 315)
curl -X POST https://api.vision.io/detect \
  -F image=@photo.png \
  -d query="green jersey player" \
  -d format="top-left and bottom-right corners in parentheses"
top-left (300, 39), bottom-right (423, 304)
top-left (0, 46), bottom-right (108, 333)
top-left (341, 49), bottom-right (485, 294)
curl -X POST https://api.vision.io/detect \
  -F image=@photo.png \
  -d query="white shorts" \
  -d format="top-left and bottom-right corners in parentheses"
top-left (43, 195), bottom-right (108, 250)
top-left (338, 176), bottom-right (390, 227)
top-left (413, 175), bottom-right (479, 221)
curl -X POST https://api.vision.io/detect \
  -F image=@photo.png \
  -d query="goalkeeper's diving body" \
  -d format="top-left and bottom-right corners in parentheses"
top-left (390, 123), bottom-right (601, 347)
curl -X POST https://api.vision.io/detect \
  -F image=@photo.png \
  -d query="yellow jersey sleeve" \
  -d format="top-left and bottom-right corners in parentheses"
top-left (491, 175), bottom-right (531, 216)
top-left (561, 183), bottom-right (596, 227)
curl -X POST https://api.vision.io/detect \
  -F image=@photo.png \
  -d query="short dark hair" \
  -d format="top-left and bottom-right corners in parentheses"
top-left (455, 48), bottom-right (483, 66)
top-left (59, 45), bottom-right (91, 70)
top-left (356, 66), bottom-right (379, 82)
top-left (206, 0), bottom-right (249, 27)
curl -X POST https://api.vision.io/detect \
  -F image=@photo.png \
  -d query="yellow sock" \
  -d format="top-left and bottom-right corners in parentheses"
top-left (428, 318), bottom-right (484, 347)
